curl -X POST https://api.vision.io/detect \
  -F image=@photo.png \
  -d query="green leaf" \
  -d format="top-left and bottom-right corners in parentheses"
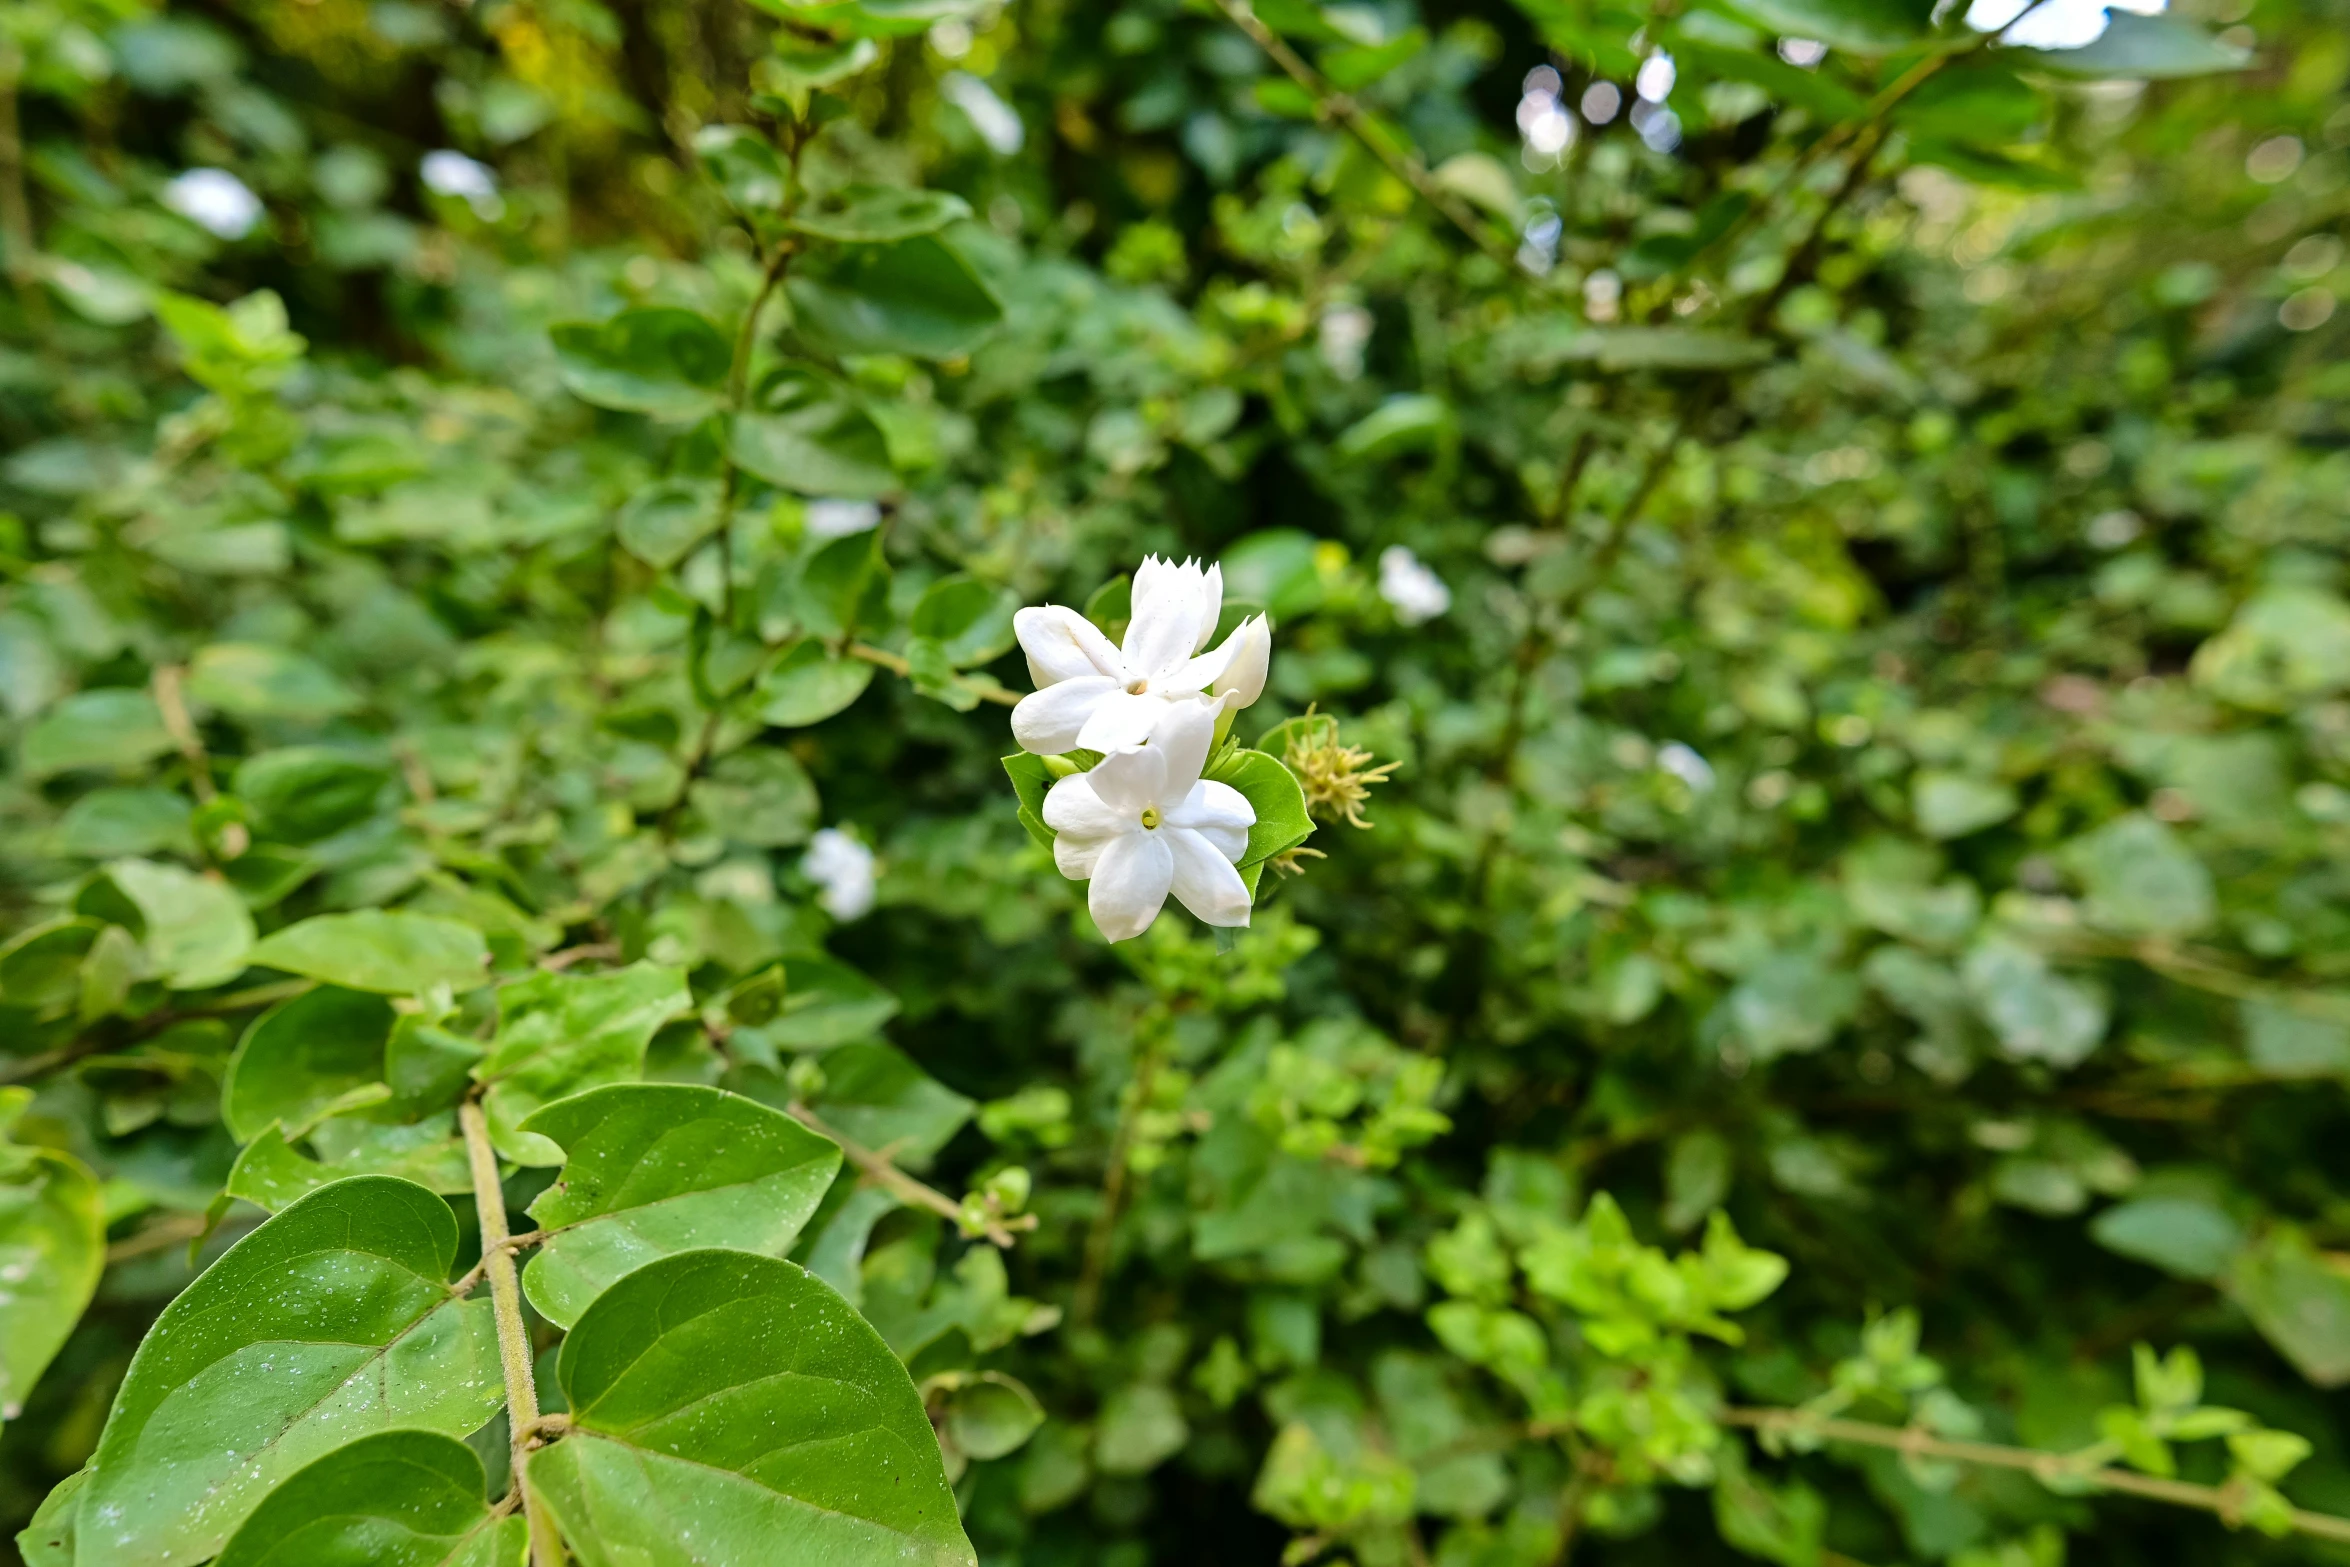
top-left (1334, 395), bottom-right (1452, 462)
top-left (1001, 753), bottom-right (1056, 850)
top-left (1540, 326), bottom-right (1774, 372)
top-left (938, 1372), bottom-right (1046, 1463)
top-left (2229, 1229), bottom-right (2350, 1388)
top-left (107, 857), bottom-right (256, 989)
top-left (550, 307), bottom-right (732, 420)
top-left (221, 985), bottom-right (396, 1141)
top-left (1911, 770), bottom-right (2018, 839)
top-left (479, 964), bottom-right (692, 1164)
top-left (785, 236), bottom-right (1004, 360)
top-left (214, 1429), bottom-right (524, 1567)
top-left (1206, 748), bottom-right (1315, 869)
top-left (793, 529), bottom-right (893, 641)
top-left (188, 642), bottom-right (361, 721)
top-left (250, 911), bottom-right (488, 995)
top-left (525, 1251), bottom-right (975, 1566)
top-left (53, 787), bottom-right (196, 859)
top-left (789, 184), bottom-right (974, 242)
top-left (0, 1113), bottom-right (104, 1423)
top-left (804, 1040), bottom-right (970, 1163)
top-left (1962, 939), bottom-right (2108, 1068)
top-left (758, 639), bottom-right (877, 727)
top-left (2092, 1195), bottom-right (2245, 1281)
top-left (1094, 1383), bottom-right (1189, 1475)
top-left (1708, 0), bottom-right (1934, 53)
top-left (769, 958), bottom-right (900, 1050)
top-left (0, 917), bottom-right (105, 1012)
top-left (729, 368), bottom-right (897, 499)
top-left (20, 689), bottom-right (174, 779)
top-left (910, 574), bottom-right (1018, 666)
top-left (2022, 12), bottom-right (2251, 78)
top-left (1321, 28), bottom-right (1427, 89)
top-left (694, 125), bottom-right (789, 214)
top-left (689, 745), bottom-right (820, 847)
top-left (616, 478), bottom-right (723, 570)
top-left (226, 1121), bottom-right (474, 1211)
top-left (72, 1176), bottom-right (502, 1567)
top-left (520, 1083), bottom-right (842, 1328)
top-left (2060, 813), bottom-right (2214, 938)
top-left (235, 748), bottom-right (391, 843)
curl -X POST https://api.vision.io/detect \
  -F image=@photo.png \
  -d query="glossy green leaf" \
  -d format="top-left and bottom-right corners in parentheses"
top-left (688, 745), bottom-right (820, 847)
top-left (107, 856), bottom-right (256, 989)
top-left (525, 1250), bottom-right (976, 1567)
top-left (769, 957), bottom-right (900, 1050)
top-left (1206, 748), bottom-right (1315, 870)
top-left (1335, 395), bottom-right (1451, 462)
top-left (549, 307), bottom-right (732, 420)
top-left (214, 1429), bottom-right (524, 1567)
top-left (792, 528), bottom-right (893, 641)
top-left (226, 1119), bottom-right (474, 1210)
top-left (188, 642), bottom-right (360, 720)
top-left (20, 689), bottom-right (174, 779)
top-left (234, 748), bottom-right (390, 843)
top-left (249, 911), bottom-right (490, 995)
top-left (616, 478), bottom-right (722, 570)
top-left (0, 917), bottom-right (106, 1012)
top-left (17, 1469), bottom-right (86, 1567)
top-left (2023, 12), bottom-right (2251, 77)
top-left (788, 184), bottom-right (973, 242)
top-left (1000, 753), bottom-right (1056, 850)
top-left (729, 368), bottom-right (897, 499)
top-left (910, 574), bottom-right (1018, 666)
top-left (53, 787), bottom-right (196, 859)
top-left (0, 1096), bottom-right (104, 1423)
top-left (222, 985), bottom-right (396, 1141)
top-left (72, 1176), bottom-right (503, 1567)
top-left (804, 1040), bottom-right (970, 1162)
top-left (478, 964), bottom-right (692, 1163)
top-left (520, 1083), bottom-right (842, 1327)
top-left (758, 638), bottom-right (876, 726)
top-left (784, 236), bottom-right (1004, 360)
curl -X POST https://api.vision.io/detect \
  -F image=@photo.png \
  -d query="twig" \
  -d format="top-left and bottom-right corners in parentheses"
top-left (1722, 1407), bottom-right (2350, 1545)
top-left (1071, 1028), bottom-right (1166, 1327)
top-left (450, 1228), bottom-right (551, 1295)
top-left (538, 942), bottom-right (621, 973)
top-left (844, 641), bottom-right (1020, 707)
top-left (1207, 0), bottom-right (1519, 275)
top-left (151, 665), bottom-right (216, 803)
top-left (104, 1212), bottom-right (216, 1265)
top-left (785, 1101), bottom-right (1029, 1248)
top-left (460, 1098), bottom-right (566, 1567)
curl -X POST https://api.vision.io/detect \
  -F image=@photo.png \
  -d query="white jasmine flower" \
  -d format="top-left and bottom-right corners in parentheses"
top-left (163, 169), bottom-right (262, 240)
top-left (1378, 546), bottom-right (1451, 625)
top-left (1319, 305), bottom-right (1373, 381)
top-left (804, 498), bottom-right (881, 540)
top-left (802, 827), bottom-right (876, 920)
top-left (1043, 697), bottom-right (1255, 941)
top-left (421, 150), bottom-right (503, 218)
top-left (1011, 555), bottom-right (1271, 755)
top-left (1657, 741), bottom-right (1715, 791)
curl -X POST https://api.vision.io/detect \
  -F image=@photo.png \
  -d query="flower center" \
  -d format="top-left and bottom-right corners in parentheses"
top-left (1138, 806), bottom-right (1162, 830)
top-left (1126, 678), bottom-right (1149, 695)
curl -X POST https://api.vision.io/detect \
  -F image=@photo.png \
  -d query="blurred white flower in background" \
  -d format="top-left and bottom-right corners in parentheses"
top-left (1777, 37), bottom-right (1828, 65)
top-left (1042, 696), bottom-right (1254, 941)
top-left (943, 72), bottom-right (1024, 155)
top-left (1657, 742), bottom-right (1717, 792)
top-left (1516, 65), bottom-right (1575, 166)
top-left (802, 828), bottom-right (877, 920)
top-left (1636, 50), bottom-right (1677, 103)
top-left (1378, 546), bottom-right (1451, 625)
top-left (421, 150), bottom-right (503, 219)
top-left (805, 499), bottom-right (882, 540)
top-left (163, 169), bottom-right (262, 239)
top-left (1010, 555), bottom-right (1270, 755)
top-left (1966, 0), bottom-right (2165, 50)
top-left (1318, 305), bottom-right (1373, 381)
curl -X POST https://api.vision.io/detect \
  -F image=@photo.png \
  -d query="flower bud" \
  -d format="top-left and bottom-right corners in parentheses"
top-left (1210, 614), bottom-right (1271, 709)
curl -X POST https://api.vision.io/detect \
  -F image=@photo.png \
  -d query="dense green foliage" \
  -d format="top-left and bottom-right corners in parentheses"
top-left (2, 0), bottom-right (2349, 1557)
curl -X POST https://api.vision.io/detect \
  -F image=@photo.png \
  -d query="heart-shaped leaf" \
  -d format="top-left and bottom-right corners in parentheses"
top-left (520, 1083), bottom-right (842, 1327)
top-left (524, 1250), bottom-right (975, 1567)
top-left (222, 985), bottom-right (396, 1141)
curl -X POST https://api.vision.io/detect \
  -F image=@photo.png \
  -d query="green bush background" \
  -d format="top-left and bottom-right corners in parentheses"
top-left (2, 0), bottom-right (2349, 1558)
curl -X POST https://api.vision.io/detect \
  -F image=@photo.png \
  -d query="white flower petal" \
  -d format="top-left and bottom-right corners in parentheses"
top-left (1166, 827), bottom-right (1252, 927)
top-left (1043, 773), bottom-right (1132, 838)
top-left (1054, 828), bottom-right (1117, 879)
top-left (1195, 563), bottom-right (1224, 653)
top-left (1152, 636), bottom-right (1238, 700)
top-left (1209, 615), bottom-right (1270, 708)
top-left (1164, 779), bottom-right (1255, 835)
top-left (1084, 744), bottom-right (1168, 815)
top-left (1090, 829), bottom-right (1174, 941)
top-left (1012, 676), bottom-right (1121, 755)
top-left (1147, 697), bottom-right (1224, 797)
top-left (1196, 823), bottom-right (1250, 863)
top-left (1122, 560), bottom-right (1209, 678)
top-left (1075, 689), bottom-right (1166, 755)
top-left (1016, 605), bottom-right (1125, 687)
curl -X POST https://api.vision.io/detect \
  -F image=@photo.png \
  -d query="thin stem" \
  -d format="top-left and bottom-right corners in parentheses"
top-left (786, 1101), bottom-right (1030, 1248)
top-left (1207, 0), bottom-right (1520, 276)
top-left (1071, 1025), bottom-right (1166, 1328)
top-left (1722, 1408), bottom-right (2350, 1546)
top-left (844, 640), bottom-right (1020, 707)
top-left (151, 665), bottom-right (217, 803)
top-left (460, 1099), bottom-right (566, 1567)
